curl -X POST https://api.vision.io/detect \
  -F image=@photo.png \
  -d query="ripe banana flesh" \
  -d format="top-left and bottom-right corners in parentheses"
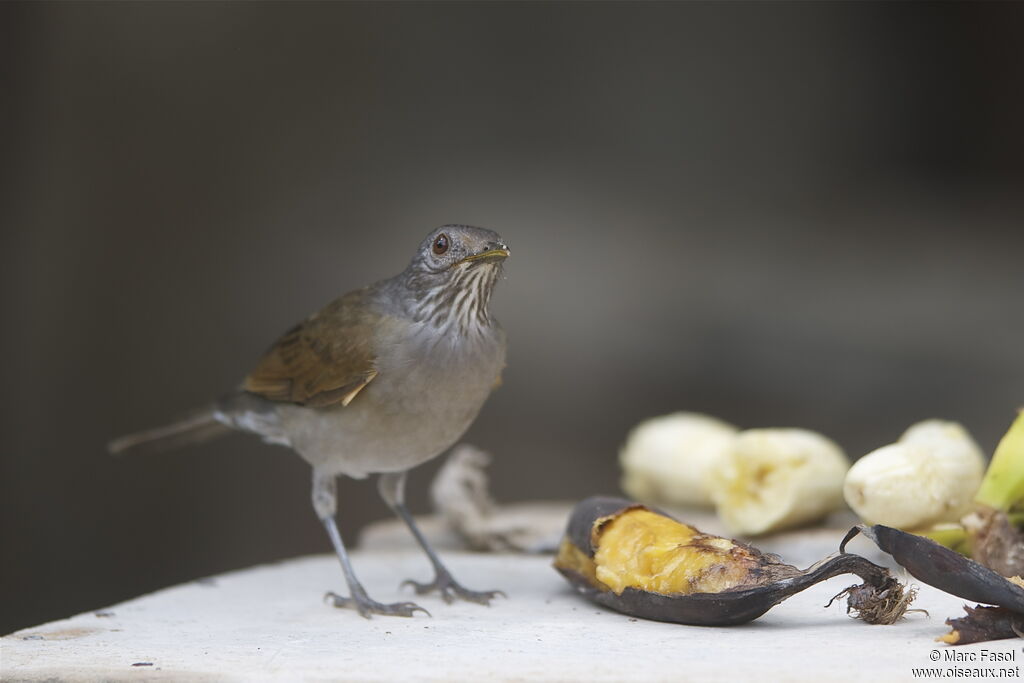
top-left (709, 429), bottom-right (849, 535)
top-left (554, 497), bottom-right (909, 626)
top-left (619, 412), bottom-right (738, 507)
top-left (843, 420), bottom-right (985, 530)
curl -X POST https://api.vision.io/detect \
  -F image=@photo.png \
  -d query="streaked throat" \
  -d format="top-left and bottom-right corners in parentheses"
top-left (413, 263), bottom-right (501, 335)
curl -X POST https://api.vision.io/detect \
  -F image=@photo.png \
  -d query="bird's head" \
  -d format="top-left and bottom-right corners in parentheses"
top-left (411, 225), bottom-right (510, 274)
top-left (403, 225), bottom-right (510, 331)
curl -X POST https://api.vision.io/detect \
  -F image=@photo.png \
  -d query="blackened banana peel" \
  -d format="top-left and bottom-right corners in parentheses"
top-left (554, 497), bottom-right (911, 626)
top-left (844, 524), bottom-right (1024, 644)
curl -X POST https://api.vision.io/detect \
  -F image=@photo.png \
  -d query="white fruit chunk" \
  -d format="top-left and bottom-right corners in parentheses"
top-left (620, 413), bottom-right (739, 507)
top-left (710, 429), bottom-right (850, 535)
top-left (843, 420), bottom-right (985, 529)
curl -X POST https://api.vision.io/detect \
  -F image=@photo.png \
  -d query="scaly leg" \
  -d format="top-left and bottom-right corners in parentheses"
top-left (378, 471), bottom-right (505, 605)
top-left (313, 469), bottom-right (429, 618)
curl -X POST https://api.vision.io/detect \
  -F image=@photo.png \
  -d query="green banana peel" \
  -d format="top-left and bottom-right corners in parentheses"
top-left (974, 409), bottom-right (1024, 513)
top-left (910, 411), bottom-right (1024, 572)
top-left (916, 523), bottom-right (972, 556)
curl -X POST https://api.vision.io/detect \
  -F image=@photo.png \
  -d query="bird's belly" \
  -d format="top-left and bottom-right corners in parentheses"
top-left (277, 335), bottom-right (503, 478)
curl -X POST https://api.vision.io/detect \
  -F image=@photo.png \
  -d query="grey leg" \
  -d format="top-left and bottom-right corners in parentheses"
top-left (378, 471), bottom-right (505, 605)
top-left (314, 469), bottom-right (429, 618)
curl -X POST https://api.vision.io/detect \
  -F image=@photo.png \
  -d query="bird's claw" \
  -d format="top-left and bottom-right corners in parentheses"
top-left (324, 590), bottom-right (431, 618)
top-left (400, 571), bottom-right (506, 605)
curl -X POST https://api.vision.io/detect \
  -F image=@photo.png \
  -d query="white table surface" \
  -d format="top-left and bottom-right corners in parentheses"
top-left (4, 538), bottom-right (1022, 682)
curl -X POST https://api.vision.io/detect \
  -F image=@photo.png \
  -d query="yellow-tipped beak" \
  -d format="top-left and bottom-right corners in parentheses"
top-left (459, 246), bottom-right (510, 265)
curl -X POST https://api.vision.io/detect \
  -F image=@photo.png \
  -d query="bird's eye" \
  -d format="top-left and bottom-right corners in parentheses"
top-left (432, 233), bottom-right (449, 255)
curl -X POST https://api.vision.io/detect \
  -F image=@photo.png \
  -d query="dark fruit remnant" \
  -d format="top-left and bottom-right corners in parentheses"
top-left (845, 524), bottom-right (1024, 644)
top-left (967, 507), bottom-right (1024, 579)
top-left (940, 606), bottom-right (1024, 645)
top-left (843, 525), bottom-right (1024, 613)
top-left (554, 497), bottom-right (912, 626)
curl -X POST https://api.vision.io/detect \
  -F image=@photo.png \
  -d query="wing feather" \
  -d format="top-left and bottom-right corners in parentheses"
top-left (243, 288), bottom-right (378, 408)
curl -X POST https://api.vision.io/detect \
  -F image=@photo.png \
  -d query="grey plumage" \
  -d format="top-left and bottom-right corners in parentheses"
top-left (109, 225), bottom-right (511, 617)
top-left (108, 409), bottom-right (229, 456)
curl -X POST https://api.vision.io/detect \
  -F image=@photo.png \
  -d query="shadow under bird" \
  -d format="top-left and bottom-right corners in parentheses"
top-left (110, 225), bottom-right (510, 617)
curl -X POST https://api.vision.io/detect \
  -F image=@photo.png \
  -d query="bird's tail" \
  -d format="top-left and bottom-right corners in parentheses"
top-left (108, 409), bottom-right (231, 456)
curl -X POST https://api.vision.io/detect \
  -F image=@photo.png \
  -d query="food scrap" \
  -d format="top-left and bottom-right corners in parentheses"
top-left (843, 523), bottom-right (1024, 645)
top-left (619, 412), bottom-right (849, 536)
top-left (554, 496), bottom-right (912, 626)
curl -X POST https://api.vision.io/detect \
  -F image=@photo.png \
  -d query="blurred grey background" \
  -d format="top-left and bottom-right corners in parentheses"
top-left (3, 2), bottom-right (1022, 635)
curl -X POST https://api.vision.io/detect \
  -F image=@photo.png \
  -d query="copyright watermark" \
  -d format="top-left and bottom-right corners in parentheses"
top-left (912, 647), bottom-right (1021, 678)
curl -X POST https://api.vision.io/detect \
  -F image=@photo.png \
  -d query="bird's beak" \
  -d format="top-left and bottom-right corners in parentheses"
top-left (459, 242), bottom-right (510, 265)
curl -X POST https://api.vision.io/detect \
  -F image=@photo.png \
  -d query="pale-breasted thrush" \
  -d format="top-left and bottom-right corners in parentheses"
top-left (110, 225), bottom-right (510, 617)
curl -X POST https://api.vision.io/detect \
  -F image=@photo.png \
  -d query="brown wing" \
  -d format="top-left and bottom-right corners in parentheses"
top-left (243, 289), bottom-right (379, 408)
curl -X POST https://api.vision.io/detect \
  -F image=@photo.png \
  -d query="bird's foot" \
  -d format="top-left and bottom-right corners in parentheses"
top-left (401, 569), bottom-right (506, 605)
top-left (324, 590), bottom-right (430, 618)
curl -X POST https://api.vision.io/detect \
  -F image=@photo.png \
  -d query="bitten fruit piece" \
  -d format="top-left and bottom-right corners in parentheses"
top-left (709, 429), bottom-right (849, 536)
top-left (592, 508), bottom-right (771, 596)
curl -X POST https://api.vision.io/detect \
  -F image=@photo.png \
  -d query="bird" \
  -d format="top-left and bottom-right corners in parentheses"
top-left (109, 225), bottom-right (510, 618)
